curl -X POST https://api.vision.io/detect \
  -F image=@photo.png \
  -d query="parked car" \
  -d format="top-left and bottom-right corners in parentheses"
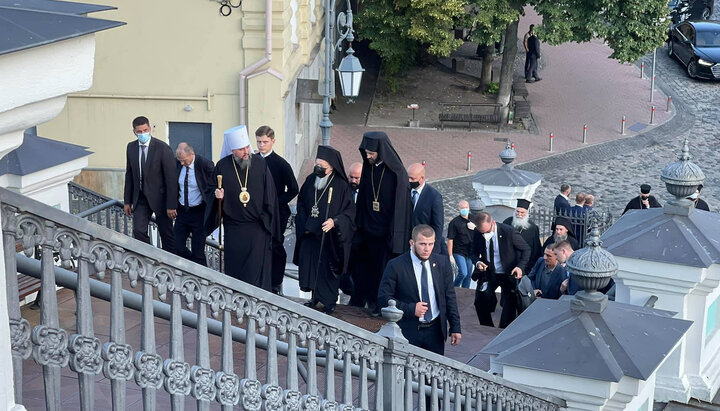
top-left (668, 0), bottom-right (713, 24)
top-left (667, 20), bottom-right (720, 79)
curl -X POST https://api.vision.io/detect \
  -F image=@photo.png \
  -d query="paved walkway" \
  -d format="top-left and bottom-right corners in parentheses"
top-left (322, 8), bottom-right (672, 184)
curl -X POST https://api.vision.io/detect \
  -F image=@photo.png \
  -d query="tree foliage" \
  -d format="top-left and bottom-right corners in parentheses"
top-left (357, 0), bottom-right (465, 83)
top-left (533, 0), bottom-right (669, 63)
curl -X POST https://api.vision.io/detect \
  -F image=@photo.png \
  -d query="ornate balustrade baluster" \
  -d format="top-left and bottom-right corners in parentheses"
top-left (284, 316), bottom-right (301, 410)
top-left (359, 357), bottom-right (368, 409)
top-left (216, 289), bottom-right (239, 410)
top-left (374, 359), bottom-right (383, 410)
top-left (404, 365), bottom-right (413, 411)
top-left (192, 281), bottom-right (216, 409)
top-left (341, 350), bottom-right (352, 409)
top-left (238, 298), bottom-right (262, 411)
top-left (431, 373), bottom-right (440, 411)
top-left (464, 385), bottom-right (473, 411)
top-left (163, 270), bottom-right (190, 410)
top-left (69, 233), bottom-right (103, 410)
top-left (133, 259), bottom-right (163, 409)
top-left (33, 221), bottom-right (69, 410)
top-left (442, 375), bottom-right (451, 410)
top-left (2, 206), bottom-right (31, 404)
top-left (453, 381), bottom-right (462, 411)
top-left (102, 246), bottom-right (133, 410)
top-left (262, 306), bottom-right (283, 410)
top-left (323, 336), bottom-right (337, 409)
top-left (301, 326), bottom-right (320, 411)
top-left (418, 373), bottom-right (427, 411)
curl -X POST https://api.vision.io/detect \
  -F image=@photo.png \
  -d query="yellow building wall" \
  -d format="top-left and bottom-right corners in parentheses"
top-left (39, 0), bottom-right (325, 197)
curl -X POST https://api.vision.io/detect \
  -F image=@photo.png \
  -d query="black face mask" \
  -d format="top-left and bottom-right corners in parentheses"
top-left (409, 181), bottom-right (420, 189)
top-left (313, 165), bottom-right (327, 177)
top-left (350, 182), bottom-right (358, 191)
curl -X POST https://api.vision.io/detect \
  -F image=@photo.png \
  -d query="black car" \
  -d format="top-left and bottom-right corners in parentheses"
top-left (669, 0), bottom-right (713, 24)
top-left (668, 20), bottom-right (720, 79)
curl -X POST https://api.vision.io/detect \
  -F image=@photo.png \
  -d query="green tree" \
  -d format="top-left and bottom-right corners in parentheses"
top-left (357, 0), bottom-right (465, 91)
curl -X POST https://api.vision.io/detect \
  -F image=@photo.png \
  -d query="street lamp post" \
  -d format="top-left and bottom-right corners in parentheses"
top-left (320, 0), bottom-right (365, 146)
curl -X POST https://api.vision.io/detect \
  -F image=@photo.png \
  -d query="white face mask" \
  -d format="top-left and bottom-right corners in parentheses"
top-left (483, 232), bottom-right (494, 241)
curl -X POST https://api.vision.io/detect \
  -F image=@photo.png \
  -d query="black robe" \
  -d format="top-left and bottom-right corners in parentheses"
top-left (502, 217), bottom-right (542, 273)
top-left (694, 198), bottom-right (710, 211)
top-left (622, 195), bottom-right (662, 215)
top-left (205, 154), bottom-right (280, 291)
top-left (293, 173), bottom-right (355, 306)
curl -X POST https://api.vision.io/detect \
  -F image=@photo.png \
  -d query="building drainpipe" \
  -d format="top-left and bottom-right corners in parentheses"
top-left (239, 0), bottom-right (285, 125)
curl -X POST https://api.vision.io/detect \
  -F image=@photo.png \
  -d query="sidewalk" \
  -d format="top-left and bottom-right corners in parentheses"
top-left (320, 7), bottom-right (673, 182)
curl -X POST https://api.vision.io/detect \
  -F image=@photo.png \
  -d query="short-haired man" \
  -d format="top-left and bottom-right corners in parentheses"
top-left (570, 193), bottom-right (587, 244)
top-left (553, 240), bottom-right (576, 295)
top-left (471, 212), bottom-right (530, 328)
top-left (255, 125), bottom-right (299, 294)
top-left (174, 143), bottom-right (215, 266)
top-left (348, 162), bottom-right (362, 203)
top-left (449, 200), bottom-right (476, 288)
top-left (554, 184), bottom-right (572, 216)
top-left (622, 184), bottom-right (661, 215)
top-left (408, 163), bottom-right (446, 254)
top-left (123, 116), bottom-right (177, 252)
top-left (584, 194), bottom-right (595, 212)
top-left (527, 244), bottom-right (567, 300)
top-left (378, 224), bottom-right (462, 355)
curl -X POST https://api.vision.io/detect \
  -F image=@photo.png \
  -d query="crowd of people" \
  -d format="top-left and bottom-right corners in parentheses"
top-left (123, 116), bottom-right (711, 355)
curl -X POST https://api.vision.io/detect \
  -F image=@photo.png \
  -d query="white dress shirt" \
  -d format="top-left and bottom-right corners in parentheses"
top-left (486, 224), bottom-right (505, 274)
top-left (178, 158), bottom-right (203, 207)
top-left (411, 182), bottom-right (425, 210)
top-left (410, 250), bottom-right (439, 322)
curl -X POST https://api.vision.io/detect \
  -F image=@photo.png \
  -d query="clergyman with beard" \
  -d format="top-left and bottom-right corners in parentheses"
top-left (206, 125), bottom-right (280, 290)
top-left (294, 146), bottom-right (355, 314)
top-left (502, 199), bottom-right (542, 273)
top-left (541, 216), bottom-right (579, 251)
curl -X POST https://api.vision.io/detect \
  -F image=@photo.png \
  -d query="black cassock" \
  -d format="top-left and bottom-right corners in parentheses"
top-left (502, 217), bottom-right (542, 273)
top-left (205, 154), bottom-right (280, 291)
top-left (293, 173), bottom-right (355, 307)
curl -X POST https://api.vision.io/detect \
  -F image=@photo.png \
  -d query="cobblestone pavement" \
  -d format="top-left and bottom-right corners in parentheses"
top-left (433, 47), bottom-right (720, 224)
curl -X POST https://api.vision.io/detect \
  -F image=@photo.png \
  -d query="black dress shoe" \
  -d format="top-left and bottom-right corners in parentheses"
top-left (304, 299), bottom-right (318, 308)
top-left (322, 305), bottom-right (336, 315)
top-left (525, 79), bottom-right (534, 83)
top-left (534, 77), bottom-right (542, 82)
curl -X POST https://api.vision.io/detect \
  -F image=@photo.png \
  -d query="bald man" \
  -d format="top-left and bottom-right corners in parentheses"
top-left (408, 163), bottom-right (446, 254)
top-left (348, 162), bottom-right (362, 203)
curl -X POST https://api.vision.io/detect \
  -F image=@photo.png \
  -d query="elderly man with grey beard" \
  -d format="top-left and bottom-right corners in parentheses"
top-left (503, 199), bottom-right (542, 274)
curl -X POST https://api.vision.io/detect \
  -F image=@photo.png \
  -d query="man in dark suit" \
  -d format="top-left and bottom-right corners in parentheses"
top-left (174, 142), bottom-right (215, 266)
top-left (255, 126), bottom-right (299, 295)
top-left (471, 212), bottom-right (530, 328)
top-left (408, 163), bottom-right (446, 255)
top-left (527, 245), bottom-right (567, 300)
top-left (123, 116), bottom-right (177, 252)
top-left (554, 183), bottom-right (572, 216)
top-left (378, 224), bottom-right (462, 355)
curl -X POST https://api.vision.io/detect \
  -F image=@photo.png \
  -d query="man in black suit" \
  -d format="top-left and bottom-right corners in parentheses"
top-left (174, 142), bottom-right (215, 266)
top-left (471, 212), bottom-right (530, 328)
top-left (554, 183), bottom-right (572, 216)
top-left (408, 163), bottom-right (446, 255)
top-left (123, 116), bottom-right (177, 252)
top-left (255, 126), bottom-right (299, 295)
top-left (378, 224), bottom-right (462, 355)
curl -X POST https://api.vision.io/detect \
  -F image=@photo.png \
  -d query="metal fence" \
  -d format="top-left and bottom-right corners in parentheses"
top-left (5, 186), bottom-right (565, 410)
top-left (529, 206), bottom-right (614, 243)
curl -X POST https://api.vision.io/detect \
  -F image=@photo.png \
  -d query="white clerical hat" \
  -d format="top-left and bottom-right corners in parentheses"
top-left (221, 125), bottom-right (250, 158)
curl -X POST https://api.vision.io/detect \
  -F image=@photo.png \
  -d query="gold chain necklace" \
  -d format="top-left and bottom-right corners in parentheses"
top-left (371, 164), bottom-right (385, 212)
top-left (311, 174), bottom-right (335, 218)
top-left (231, 157), bottom-right (251, 207)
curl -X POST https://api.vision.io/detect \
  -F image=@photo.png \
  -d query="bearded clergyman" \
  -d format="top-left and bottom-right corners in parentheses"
top-left (502, 199), bottom-right (542, 273)
top-left (206, 125), bottom-right (280, 291)
top-left (541, 216), bottom-right (579, 251)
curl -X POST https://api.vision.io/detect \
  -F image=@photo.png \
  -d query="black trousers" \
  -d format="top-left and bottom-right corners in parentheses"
top-left (132, 193), bottom-right (175, 253)
top-left (270, 211), bottom-right (291, 293)
top-left (525, 54), bottom-right (539, 81)
top-left (474, 273), bottom-right (518, 328)
top-left (174, 203), bottom-right (207, 266)
top-left (354, 230), bottom-right (393, 308)
top-left (406, 319), bottom-right (445, 355)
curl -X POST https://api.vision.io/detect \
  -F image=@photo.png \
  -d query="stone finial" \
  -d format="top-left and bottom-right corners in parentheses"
top-left (499, 141), bottom-right (516, 165)
top-left (566, 215), bottom-right (618, 313)
top-left (377, 299), bottom-right (408, 342)
top-left (660, 138), bottom-right (705, 201)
